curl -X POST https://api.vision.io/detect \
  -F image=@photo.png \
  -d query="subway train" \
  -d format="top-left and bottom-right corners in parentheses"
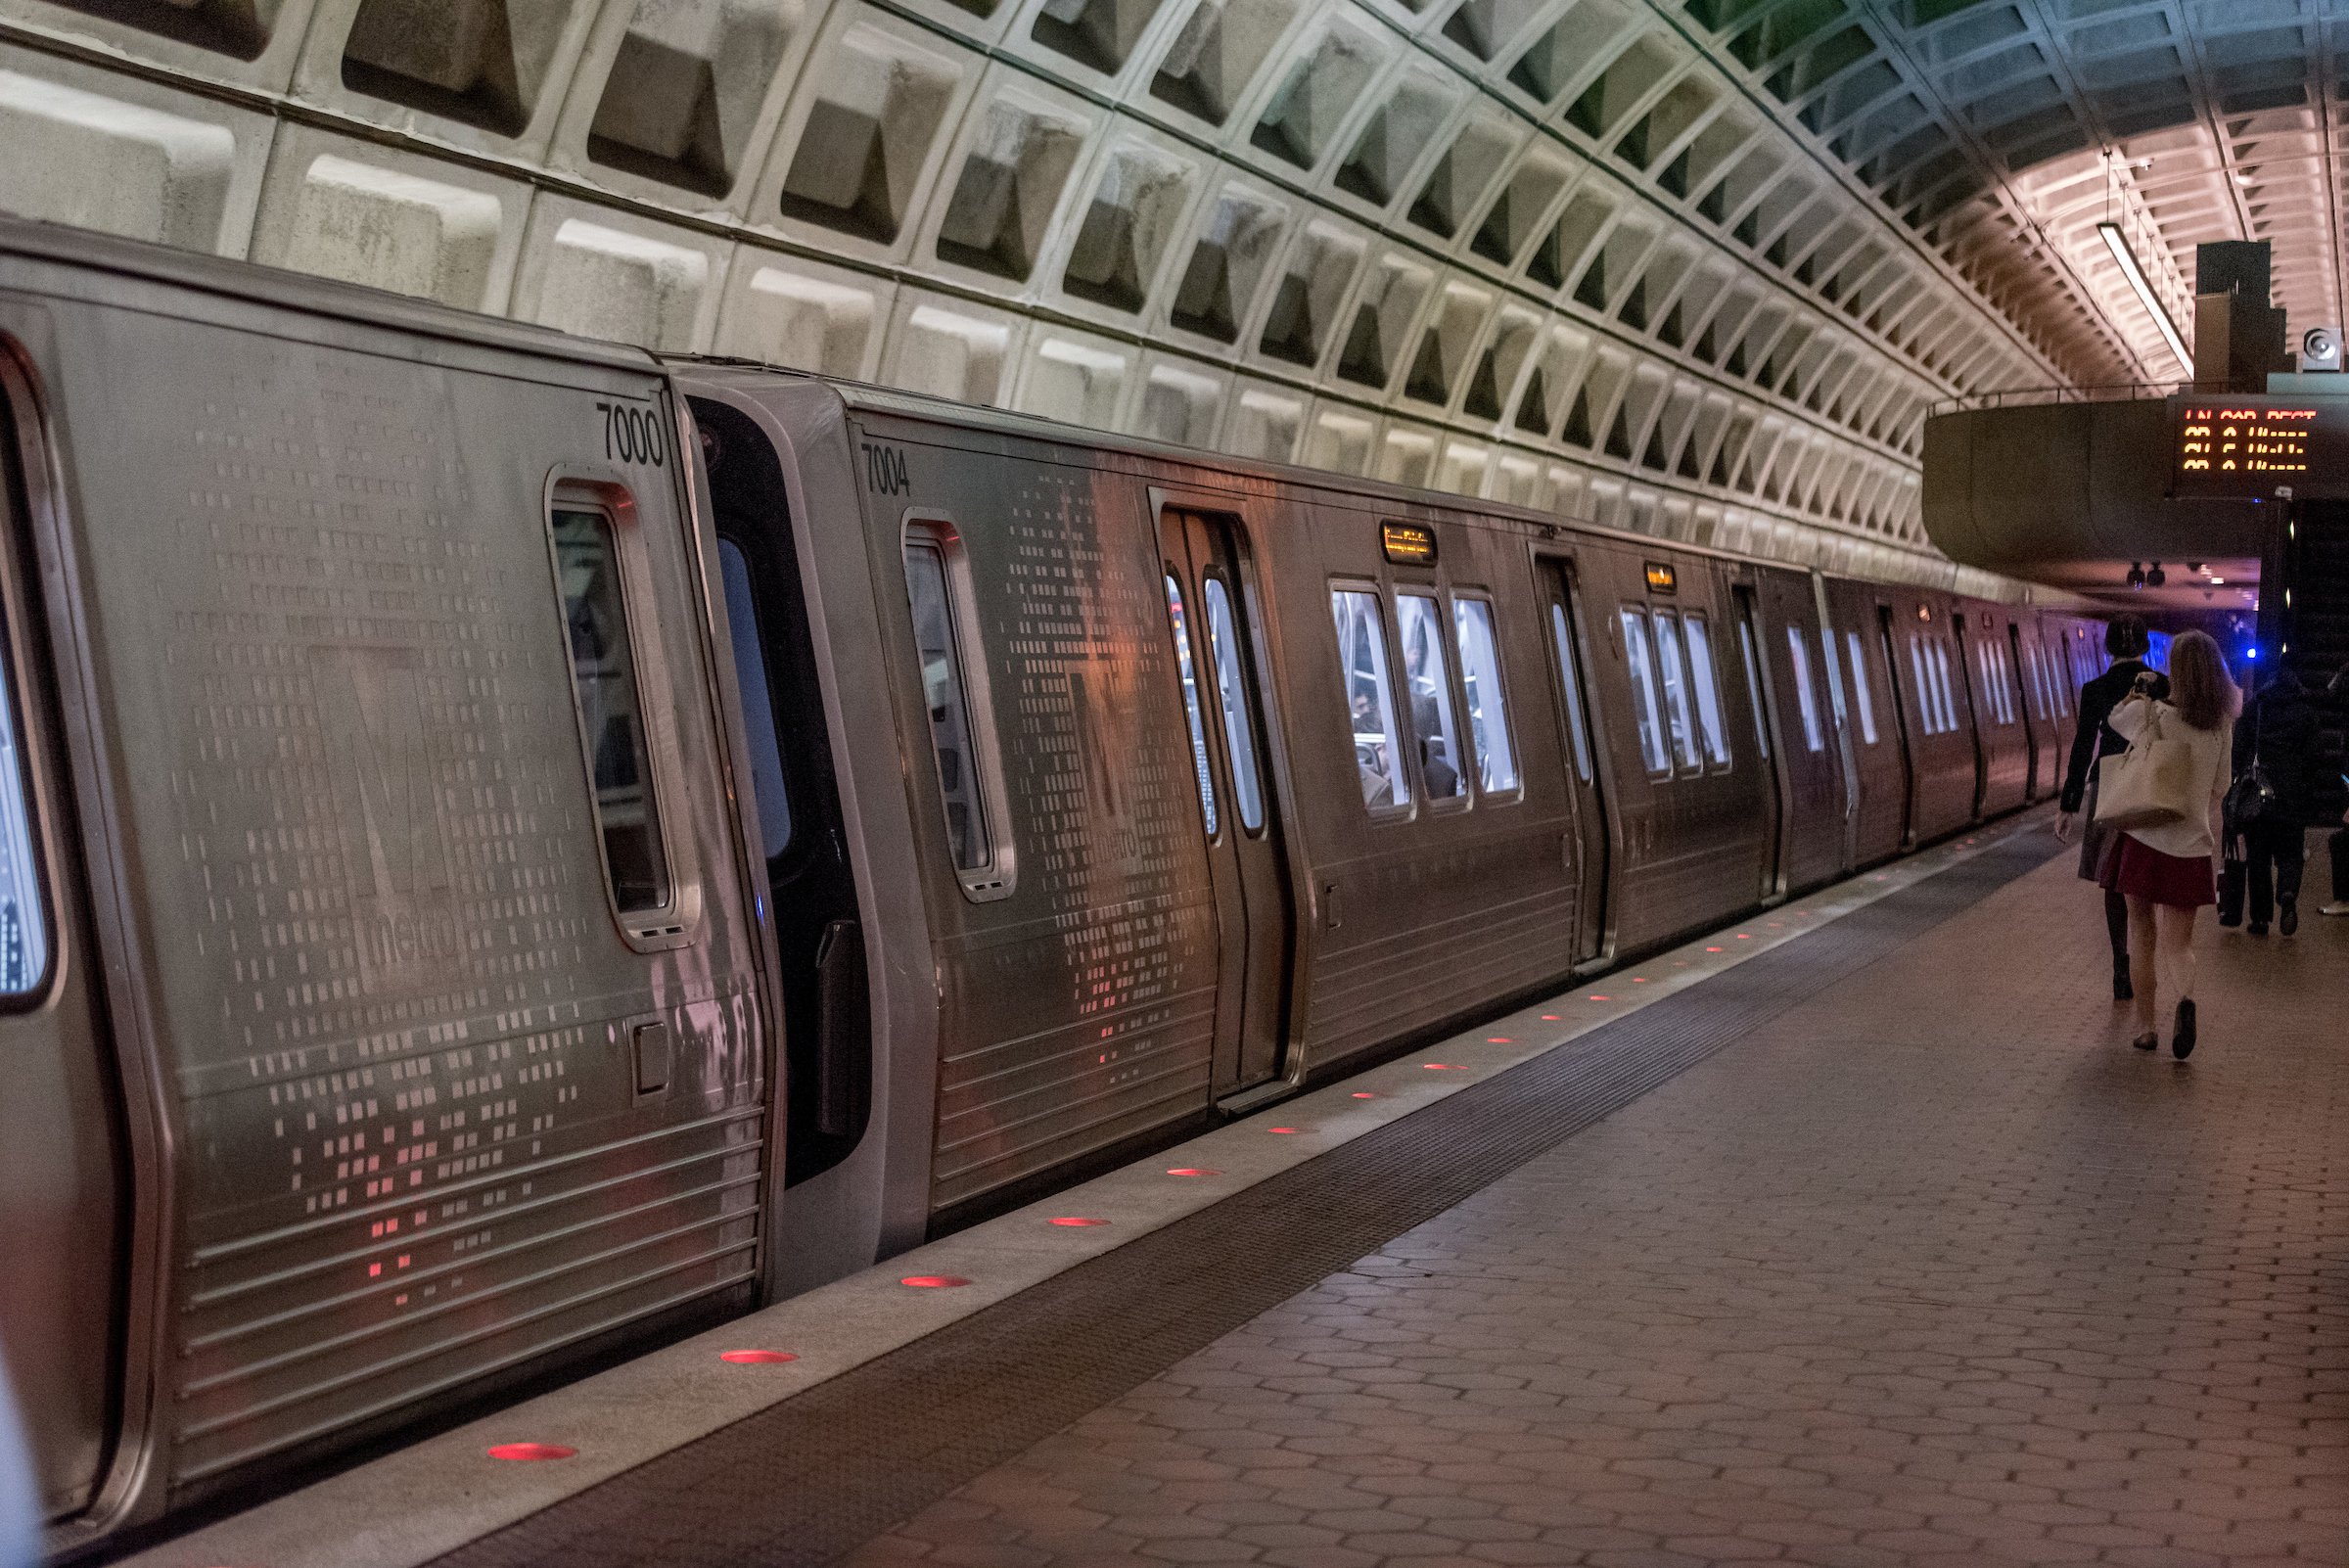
top-left (0, 213), bottom-right (2105, 1552)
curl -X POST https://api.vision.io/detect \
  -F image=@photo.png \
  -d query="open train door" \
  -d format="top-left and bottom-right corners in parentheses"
top-left (1156, 506), bottom-right (1294, 1102)
top-left (1538, 559), bottom-right (1609, 965)
top-left (0, 350), bottom-right (130, 1534)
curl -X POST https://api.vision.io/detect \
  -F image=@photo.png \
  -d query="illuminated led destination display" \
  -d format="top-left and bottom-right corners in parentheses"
top-left (2170, 394), bottom-right (2349, 496)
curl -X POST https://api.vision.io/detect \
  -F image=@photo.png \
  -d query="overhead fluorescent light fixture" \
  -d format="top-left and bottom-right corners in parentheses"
top-left (2097, 220), bottom-right (2191, 375)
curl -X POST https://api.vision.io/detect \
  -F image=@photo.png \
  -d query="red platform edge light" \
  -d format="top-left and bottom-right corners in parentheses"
top-left (1706, 945), bottom-right (1723, 952)
top-left (901, 1274), bottom-right (970, 1288)
top-left (1268, 1126), bottom-right (1305, 1134)
top-left (1540, 1014), bottom-right (1560, 1021)
top-left (1589, 994), bottom-right (1611, 1001)
top-left (1167, 1167), bottom-right (1221, 1176)
top-left (1049, 1216), bottom-right (1108, 1226)
top-left (1423, 1062), bottom-right (1467, 1070)
top-left (719, 1350), bottom-right (799, 1364)
top-left (1486, 1036), bottom-right (1513, 1043)
top-left (486, 1442), bottom-right (576, 1462)
top-left (1351, 1090), bottom-right (1380, 1098)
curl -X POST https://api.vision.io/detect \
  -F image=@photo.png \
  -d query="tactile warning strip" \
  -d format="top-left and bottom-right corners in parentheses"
top-left (424, 831), bottom-right (2063, 1568)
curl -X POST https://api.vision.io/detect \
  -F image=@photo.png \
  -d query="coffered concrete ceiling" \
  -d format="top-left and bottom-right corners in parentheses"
top-left (0, 0), bottom-right (2334, 591)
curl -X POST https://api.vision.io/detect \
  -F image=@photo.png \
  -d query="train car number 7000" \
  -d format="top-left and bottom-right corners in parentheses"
top-left (597, 400), bottom-right (668, 467)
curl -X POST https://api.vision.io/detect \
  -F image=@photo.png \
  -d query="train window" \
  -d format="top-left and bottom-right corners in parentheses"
top-left (1784, 626), bottom-right (1825, 753)
top-left (1649, 611), bottom-right (1702, 770)
top-left (1165, 576), bottom-right (1220, 837)
top-left (1683, 613), bottom-right (1730, 766)
top-left (1619, 609), bottom-right (1670, 774)
top-left (1909, 635), bottom-right (1944, 736)
top-left (1202, 577), bottom-right (1266, 833)
top-left (1845, 630), bottom-right (1879, 744)
top-left (1333, 588), bottom-right (1411, 810)
top-left (717, 539), bottom-right (794, 860)
top-left (1452, 597), bottom-right (1520, 796)
top-left (1736, 616), bottom-right (1771, 761)
top-left (552, 506), bottom-right (673, 912)
top-left (904, 531), bottom-right (994, 871)
top-left (0, 616), bottom-right (45, 997)
top-left (1932, 639), bottom-right (1958, 733)
top-left (1397, 592), bottom-right (1466, 801)
top-left (1548, 604), bottom-right (1595, 783)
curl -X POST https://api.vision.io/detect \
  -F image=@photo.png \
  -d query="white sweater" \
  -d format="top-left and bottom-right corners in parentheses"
top-left (2105, 695), bottom-right (2233, 860)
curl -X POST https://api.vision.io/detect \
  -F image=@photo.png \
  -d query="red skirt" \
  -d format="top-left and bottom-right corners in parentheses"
top-left (2098, 834), bottom-right (2216, 908)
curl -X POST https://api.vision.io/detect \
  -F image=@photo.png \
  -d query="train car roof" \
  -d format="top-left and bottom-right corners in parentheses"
top-left (0, 212), bottom-right (661, 374)
top-left (670, 355), bottom-right (1864, 582)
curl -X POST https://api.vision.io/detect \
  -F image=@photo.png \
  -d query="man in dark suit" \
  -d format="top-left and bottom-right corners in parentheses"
top-left (2055, 614), bottom-right (2168, 998)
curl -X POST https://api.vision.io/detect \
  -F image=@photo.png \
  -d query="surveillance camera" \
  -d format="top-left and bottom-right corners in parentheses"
top-left (2302, 326), bottom-right (2342, 369)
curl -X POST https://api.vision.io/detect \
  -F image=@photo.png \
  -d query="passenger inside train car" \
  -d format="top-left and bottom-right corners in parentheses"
top-left (0, 5), bottom-right (2345, 1564)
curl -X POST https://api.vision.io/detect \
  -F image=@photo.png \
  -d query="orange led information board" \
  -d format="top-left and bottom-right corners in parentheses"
top-left (2170, 395), bottom-right (2344, 496)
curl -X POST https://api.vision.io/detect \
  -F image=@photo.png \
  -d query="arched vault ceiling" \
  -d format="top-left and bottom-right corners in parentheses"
top-left (1703, 0), bottom-right (2349, 383)
top-left (3, 0), bottom-right (2320, 588)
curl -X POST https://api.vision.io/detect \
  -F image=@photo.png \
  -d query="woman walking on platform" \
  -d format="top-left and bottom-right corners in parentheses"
top-left (2056, 615), bottom-right (2165, 999)
top-left (2099, 630), bottom-right (2239, 1059)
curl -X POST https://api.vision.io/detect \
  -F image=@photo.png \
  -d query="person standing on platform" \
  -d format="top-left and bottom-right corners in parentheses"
top-left (2229, 663), bottom-right (2320, 935)
top-left (2099, 630), bottom-right (2239, 1059)
top-left (2056, 614), bottom-right (2166, 999)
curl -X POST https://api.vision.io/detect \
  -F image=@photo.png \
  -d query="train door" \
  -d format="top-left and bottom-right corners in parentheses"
top-left (0, 367), bottom-right (127, 1525)
top-left (1158, 507), bottom-right (1293, 1098)
top-left (691, 397), bottom-right (869, 1185)
top-left (2008, 623), bottom-right (2043, 797)
top-left (1952, 614), bottom-right (1988, 817)
top-left (1731, 583), bottom-right (1785, 899)
top-left (1538, 559), bottom-right (1609, 963)
top-left (1875, 605), bottom-right (1917, 847)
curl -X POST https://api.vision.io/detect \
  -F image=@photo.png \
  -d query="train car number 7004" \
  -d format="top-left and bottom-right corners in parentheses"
top-left (597, 400), bottom-right (668, 467)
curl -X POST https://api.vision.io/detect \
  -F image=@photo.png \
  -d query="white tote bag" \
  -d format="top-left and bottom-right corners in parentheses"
top-left (2093, 700), bottom-right (2196, 833)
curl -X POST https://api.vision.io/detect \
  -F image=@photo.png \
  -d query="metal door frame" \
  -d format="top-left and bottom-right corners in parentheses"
top-left (1148, 487), bottom-right (1302, 1099)
top-left (1730, 580), bottom-right (1787, 901)
top-left (1533, 550), bottom-right (1616, 969)
top-left (1, 323), bottom-right (169, 1545)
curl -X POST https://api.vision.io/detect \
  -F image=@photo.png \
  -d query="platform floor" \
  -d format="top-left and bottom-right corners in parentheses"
top-left (132, 820), bottom-right (2349, 1568)
top-left (821, 842), bottom-right (2349, 1568)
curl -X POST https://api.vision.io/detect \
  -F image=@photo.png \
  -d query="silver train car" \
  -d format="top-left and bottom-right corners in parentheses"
top-left (0, 215), bottom-right (2099, 1552)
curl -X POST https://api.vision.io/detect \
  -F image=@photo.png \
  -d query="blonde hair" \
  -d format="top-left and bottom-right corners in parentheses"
top-left (2165, 629), bottom-right (2238, 732)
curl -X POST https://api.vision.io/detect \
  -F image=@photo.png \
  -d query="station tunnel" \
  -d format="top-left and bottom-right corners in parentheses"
top-left (0, 2), bottom-right (2344, 1565)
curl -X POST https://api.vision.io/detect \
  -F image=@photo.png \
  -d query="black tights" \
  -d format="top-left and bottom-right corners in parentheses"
top-left (2105, 889), bottom-right (2130, 966)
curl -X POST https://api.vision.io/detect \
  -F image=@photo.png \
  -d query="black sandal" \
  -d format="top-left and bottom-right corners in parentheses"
top-left (2172, 998), bottom-right (2196, 1060)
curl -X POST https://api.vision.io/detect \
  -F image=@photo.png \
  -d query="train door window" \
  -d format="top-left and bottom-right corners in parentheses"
top-left (1201, 576), bottom-right (1265, 833)
top-left (904, 529), bottom-right (995, 872)
top-left (1844, 630), bottom-right (1879, 744)
top-left (1816, 625), bottom-right (1850, 739)
top-left (1736, 614), bottom-right (1771, 760)
top-left (0, 601), bottom-right (46, 995)
top-left (1682, 612), bottom-right (1730, 766)
top-left (1165, 576), bottom-right (1220, 836)
top-left (1619, 608), bottom-right (1670, 773)
top-left (1333, 588), bottom-right (1411, 810)
top-left (551, 504), bottom-right (672, 913)
top-left (1649, 610), bottom-right (1702, 769)
top-left (717, 540), bottom-right (795, 861)
top-left (1783, 626), bottom-right (1825, 752)
top-left (1548, 604), bottom-right (1595, 783)
top-left (1931, 639), bottom-right (1958, 733)
top-left (1397, 591), bottom-right (1466, 800)
top-left (1452, 596), bottom-right (1520, 796)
